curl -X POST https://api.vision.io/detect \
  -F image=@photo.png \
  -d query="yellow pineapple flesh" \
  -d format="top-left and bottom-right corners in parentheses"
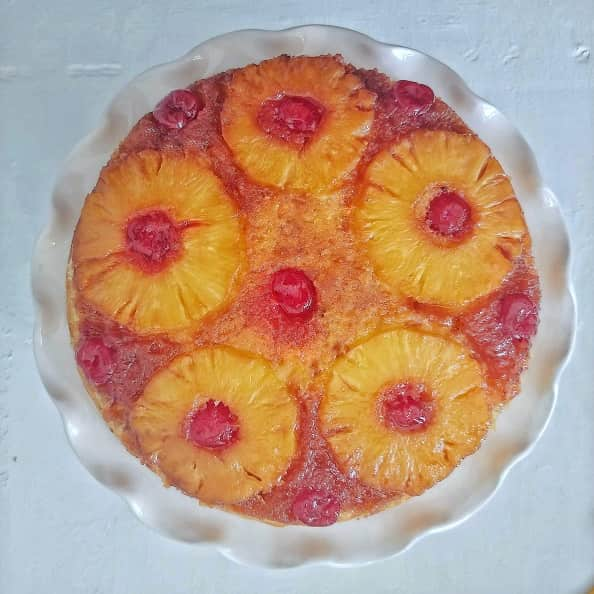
top-left (355, 130), bottom-right (528, 309)
top-left (72, 150), bottom-right (244, 335)
top-left (221, 55), bottom-right (375, 193)
top-left (320, 326), bottom-right (491, 495)
top-left (130, 346), bottom-right (298, 504)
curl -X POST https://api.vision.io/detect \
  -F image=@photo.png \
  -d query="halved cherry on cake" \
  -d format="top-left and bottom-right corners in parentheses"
top-left (153, 89), bottom-right (203, 129)
top-left (258, 95), bottom-right (325, 146)
top-left (500, 293), bottom-right (538, 340)
top-left (292, 487), bottom-right (340, 527)
top-left (425, 190), bottom-right (472, 239)
top-left (184, 400), bottom-right (240, 450)
top-left (379, 382), bottom-right (435, 432)
top-left (271, 268), bottom-right (317, 319)
top-left (392, 80), bottom-right (435, 114)
top-left (125, 210), bottom-right (181, 272)
top-left (76, 336), bottom-right (116, 386)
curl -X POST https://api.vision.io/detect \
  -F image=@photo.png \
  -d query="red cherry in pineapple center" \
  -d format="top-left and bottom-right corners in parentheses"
top-left (271, 268), bottom-right (317, 317)
top-left (380, 382), bottom-right (435, 432)
top-left (276, 95), bottom-right (323, 132)
top-left (258, 95), bottom-right (324, 143)
top-left (392, 80), bottom-right (435, 114)
top-left (185, 400), bottom-right (240, 450)
top-left (76, 337), bottom-right (116, 386)
top-left (153, 89), bottom-right (202, 129)
top-left (426, 190), bottom-right (472, 238)
top-left (292, 488), bottom-right (340, 527)
top-left (126, 210), bottom-right (180, 267)
top-left (500, 293), bottom-right (538, 340)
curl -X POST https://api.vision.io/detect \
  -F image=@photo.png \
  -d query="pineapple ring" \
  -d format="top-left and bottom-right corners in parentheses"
top-left (355, 130), bottom-right (528, 309)
top-left (320, 327), bottom-right (491, 496)
top-left (221, 55), bottom-right (376, 193)
top-left (130, 347), bottom-right (298, 505)
top-left (72, 150), bottom-right (244, 334)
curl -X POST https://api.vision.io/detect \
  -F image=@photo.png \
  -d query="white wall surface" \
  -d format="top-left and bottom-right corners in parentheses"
top-left (1, 1), bottom-right (592, 593)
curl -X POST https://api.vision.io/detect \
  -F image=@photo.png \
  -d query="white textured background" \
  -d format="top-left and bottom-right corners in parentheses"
top-left (1, 1), bottom-right (593, 592)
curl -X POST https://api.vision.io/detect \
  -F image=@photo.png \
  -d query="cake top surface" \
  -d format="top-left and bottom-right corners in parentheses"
top-left (68, 54), bottom-right (539, 526)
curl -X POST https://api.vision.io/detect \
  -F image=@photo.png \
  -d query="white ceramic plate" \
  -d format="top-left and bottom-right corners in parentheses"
top-left (32, 25), bottom-right (576, 568)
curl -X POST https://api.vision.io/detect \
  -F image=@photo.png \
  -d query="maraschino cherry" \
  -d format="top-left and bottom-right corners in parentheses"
top-left (153, 89), bottom-right (203, 129)
top-left (185, 400), bottom-right (240, 450)
top-left (292, 488), bottom-right (340, 526)
top-left (271, 268), bottom-right (317, 318)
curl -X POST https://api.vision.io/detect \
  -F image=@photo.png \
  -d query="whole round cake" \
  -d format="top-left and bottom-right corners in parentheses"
top-left (68, 54), bottom-right (539, 526)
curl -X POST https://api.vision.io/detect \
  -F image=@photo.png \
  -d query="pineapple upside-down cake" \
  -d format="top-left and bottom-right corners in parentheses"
top-left (68, 55), bottom-right (540, 526)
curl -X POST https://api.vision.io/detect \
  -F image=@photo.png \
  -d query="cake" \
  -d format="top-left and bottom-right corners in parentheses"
top-left (68, 55), bottom-right (540, 526)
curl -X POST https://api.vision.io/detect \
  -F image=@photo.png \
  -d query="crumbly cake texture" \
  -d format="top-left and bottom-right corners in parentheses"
top-left (68, 55), bottom-right (540, 526)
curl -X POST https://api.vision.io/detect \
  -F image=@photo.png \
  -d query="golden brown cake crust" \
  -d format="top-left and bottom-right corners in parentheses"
top-left (68, 55), bottom-right (540, 525)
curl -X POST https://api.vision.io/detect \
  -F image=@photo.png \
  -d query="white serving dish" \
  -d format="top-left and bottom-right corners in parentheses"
top-left (31, 25), bottom-right (575, 568)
